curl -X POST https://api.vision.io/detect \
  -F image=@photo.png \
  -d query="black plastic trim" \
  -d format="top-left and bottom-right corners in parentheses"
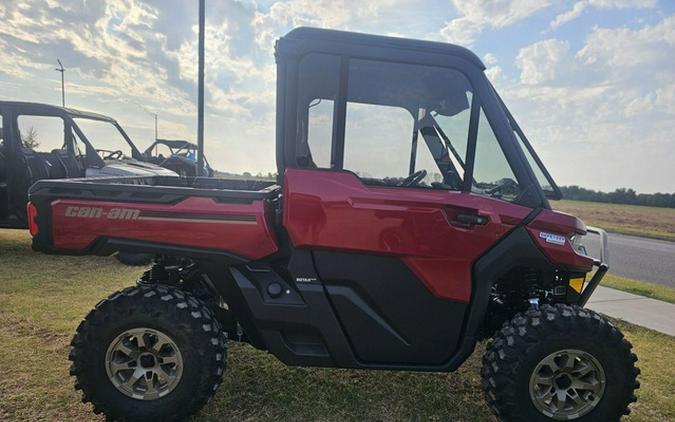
top-left (28, 176), bottom-right (279, 205)
top-left (34, 236), bottom-right (249, 264)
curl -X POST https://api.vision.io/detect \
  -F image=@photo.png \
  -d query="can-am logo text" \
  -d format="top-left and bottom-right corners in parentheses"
top-left (64, 206), bottom-right (140, 220)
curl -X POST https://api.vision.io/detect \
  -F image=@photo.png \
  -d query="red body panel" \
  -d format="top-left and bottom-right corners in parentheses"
top-left (527, 209), bottom-right (594, 271)
top-left (50, 196), bottom-right (279, 260)
top-left (283, 169), bottom-right (532, 302)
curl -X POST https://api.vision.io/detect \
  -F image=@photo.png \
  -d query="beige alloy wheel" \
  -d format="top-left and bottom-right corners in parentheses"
top-left (105, 327), bottom-right (184, 400)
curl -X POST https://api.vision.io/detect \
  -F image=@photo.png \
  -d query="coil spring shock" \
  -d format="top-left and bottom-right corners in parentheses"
top-left (139, 260), bottom-right (169, 284)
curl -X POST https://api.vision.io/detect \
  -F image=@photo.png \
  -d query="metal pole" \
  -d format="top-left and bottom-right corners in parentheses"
top-left (197, 0), bottom-right (205, 176)
top-left (55, 59), bottom-right (65, 107)
top-left (61, 72), bottom-right (65, 107)
top-left (154, 113), bottom-right (158, 140)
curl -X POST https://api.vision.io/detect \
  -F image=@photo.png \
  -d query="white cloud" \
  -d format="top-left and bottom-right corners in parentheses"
top-left (483, 52), bottom-right (498, 65)
top-left (587, 0), bottom-right (656, 7)
top-left (252, 0), bottom-right (401, 50)
top-left (485, 65), bottom-right (503, 82)
top-left (0, 0), bottom-right (196, 114)
top-left (549, 0), bottom-right (657, 30)
top-left (505, 15), bottom-right (675, 192)
top-left (441, 0), bottom-right (552, 45)
top-left (550, 1), bottom-right (587, 29)
top-left (654, 82), bottom-right (675, 109)
top-left (577, 15), bottom-right (675, 71)
top-left (516, 39), bottom-right (572, 84)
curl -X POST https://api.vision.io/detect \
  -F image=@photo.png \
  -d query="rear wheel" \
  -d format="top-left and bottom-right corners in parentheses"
top-left (69, 284), bottom-right (226, 421)
top-left (482, 304), bottom-right (639, 421)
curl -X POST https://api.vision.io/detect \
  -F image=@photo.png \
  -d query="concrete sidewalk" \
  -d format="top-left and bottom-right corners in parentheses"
top-left (586, 286), bottom-right (675, 336)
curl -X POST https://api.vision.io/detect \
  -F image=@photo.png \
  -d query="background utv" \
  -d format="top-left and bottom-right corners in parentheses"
top-left (27, 28), bottom-right (639, 422)
top-left (0, 101), bottom-right (175, 265)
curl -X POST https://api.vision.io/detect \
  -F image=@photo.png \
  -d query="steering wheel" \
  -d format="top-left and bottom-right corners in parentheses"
top-left (101, 150), bottom-right (124, 160)
top-left (401, 169), bottom-right (427, 187)
top-left (485, 178), bottom-right (518, 196)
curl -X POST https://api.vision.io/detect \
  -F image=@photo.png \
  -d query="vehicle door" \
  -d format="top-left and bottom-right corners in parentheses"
top-left (12, 111), bottom-right (76, 202)
top-left (282, 54), bottom-right (542, 366)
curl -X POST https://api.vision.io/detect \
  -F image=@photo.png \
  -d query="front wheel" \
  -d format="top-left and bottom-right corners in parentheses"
top-left (482, 304), bottom-right (639, 422)
top-left (69, 284), bottom-right (227, 421)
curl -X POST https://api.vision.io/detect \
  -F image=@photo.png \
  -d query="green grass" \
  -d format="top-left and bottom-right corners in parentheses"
top-left (602, 274), bottom-right (675, 305)
top-left (554, 200), bottom-right (675, 242)
top-left (1, 229), bottom-right (673, 421)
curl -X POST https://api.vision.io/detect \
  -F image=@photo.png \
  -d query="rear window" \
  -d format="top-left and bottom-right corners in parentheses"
top-left (17, 115), bottom-right (66, 152)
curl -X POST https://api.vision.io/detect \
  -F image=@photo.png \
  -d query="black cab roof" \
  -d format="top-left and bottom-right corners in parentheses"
top-left (0, 100), bottom-right (116, 122)
top-left (276, 27), bottom-right (485, 70)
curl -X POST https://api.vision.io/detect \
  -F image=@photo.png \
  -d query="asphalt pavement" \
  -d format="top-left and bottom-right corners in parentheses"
top-left (581, 232), bottom-right (674, 336)
top-left (605, 233), bottom-right (675, 288)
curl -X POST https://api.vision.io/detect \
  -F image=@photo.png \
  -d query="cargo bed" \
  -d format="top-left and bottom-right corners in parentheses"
top-left (28, 176), bottom-right (281, 261)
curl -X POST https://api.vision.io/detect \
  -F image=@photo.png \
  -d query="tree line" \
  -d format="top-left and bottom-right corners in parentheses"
top-left (560, 186), bottom-right (675, 208)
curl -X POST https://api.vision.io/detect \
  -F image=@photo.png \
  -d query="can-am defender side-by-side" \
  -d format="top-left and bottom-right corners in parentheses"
top-left (0, 101), bottom-right (174, 265)
top-left (143, 139), bottom-right (215, 177)
top-left (27, 28), bottom-right (638, 421)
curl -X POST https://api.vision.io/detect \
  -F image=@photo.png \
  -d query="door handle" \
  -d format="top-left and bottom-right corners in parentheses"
top-left (454, 213), bottom-right (488, 226)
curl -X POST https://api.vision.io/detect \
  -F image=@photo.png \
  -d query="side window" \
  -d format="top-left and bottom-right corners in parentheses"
top-left (17, 115), bottom-right (66, 152)
top-left (415, 131), bottom-right (444, 185)
top-left (432, 91), bottom-right (472, 180)
top-left (297, 53), bottom-right (340, 168)
top-left (342, 59), bottom-right (474, 189)
top-left (307, 99), bottom-right (333, 168)
top-left (472, 109), bottom-right (521, 201)
top-left (343, 103), bottom-right (412, 179)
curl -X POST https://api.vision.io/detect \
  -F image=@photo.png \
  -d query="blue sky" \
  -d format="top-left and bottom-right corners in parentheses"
top-left (1, 0), bottom-right (673, 193)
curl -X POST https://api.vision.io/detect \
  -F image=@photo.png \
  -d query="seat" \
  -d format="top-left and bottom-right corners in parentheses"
top-left (60, 152), bottom-right (85, 177)
top-left (22, 150), bottom-right (50, 182)
top-left (47, 151), bottom-right (68, 179)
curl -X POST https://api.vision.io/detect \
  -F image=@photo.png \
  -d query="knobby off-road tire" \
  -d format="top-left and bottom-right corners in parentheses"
top-left (115, 252), bottom-right (154, 266)
top-left (69, 284), bottom-right (227, 421)
top-left (482, 304), bottom-right (639, 422)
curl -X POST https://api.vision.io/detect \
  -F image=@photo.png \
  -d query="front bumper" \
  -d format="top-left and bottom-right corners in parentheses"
top-left (578, 226), bottom-right (609, 306)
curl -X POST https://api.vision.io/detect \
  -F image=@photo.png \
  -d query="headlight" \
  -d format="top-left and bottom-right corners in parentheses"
top-left (570, 233), bottom-right (589, 256)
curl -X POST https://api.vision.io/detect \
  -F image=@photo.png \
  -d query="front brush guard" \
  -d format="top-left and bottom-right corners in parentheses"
top-left (578, 226), bottom-right (609, 307)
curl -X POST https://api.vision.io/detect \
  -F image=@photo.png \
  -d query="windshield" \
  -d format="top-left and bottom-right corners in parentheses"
top-left (513, 129), bottom-right (554, 192)
top-left (73, 118), bottom-right (135, 160)
top-left (490, 83), bottom-right (561, 199)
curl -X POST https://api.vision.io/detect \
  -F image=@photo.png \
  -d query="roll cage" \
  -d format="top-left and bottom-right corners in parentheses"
top-left (0, 101), bottom-right (143, 168)
top-left (275, 28), bottom-right (560, 208)
top-left (143, 139), bottom-right (199, 157)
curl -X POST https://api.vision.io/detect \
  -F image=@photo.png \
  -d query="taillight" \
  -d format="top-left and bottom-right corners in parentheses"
top-left (26, 202), bottom-right (39, 236)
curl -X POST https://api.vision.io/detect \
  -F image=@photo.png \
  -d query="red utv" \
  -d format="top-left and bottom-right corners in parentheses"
top-left (27, 28), bottom-right (638, 421)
